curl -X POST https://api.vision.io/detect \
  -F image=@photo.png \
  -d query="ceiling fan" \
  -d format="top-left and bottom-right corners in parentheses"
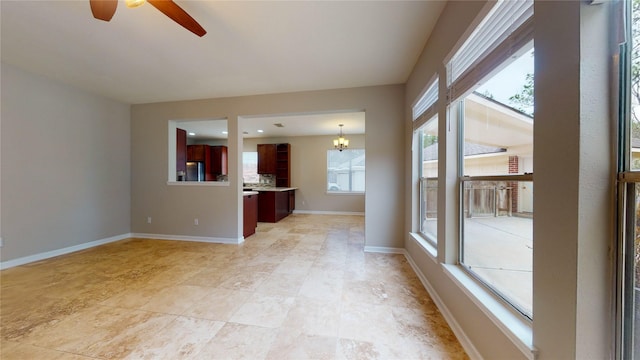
top-left (89, 0), bottom-right (206, 37)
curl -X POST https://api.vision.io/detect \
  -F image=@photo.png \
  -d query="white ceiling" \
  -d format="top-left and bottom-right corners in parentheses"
top-left (1, 0), bottom-right (446, 137)
top-left (179, 111), bottom-right (365, 140)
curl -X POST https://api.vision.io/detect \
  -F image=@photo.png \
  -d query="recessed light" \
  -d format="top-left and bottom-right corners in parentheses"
top-left (222, 131), bottom-right (228, 134)
top-left (257, 129), bottom-right (264, 133)
top-left (188, 132), bottom-right (196, 136)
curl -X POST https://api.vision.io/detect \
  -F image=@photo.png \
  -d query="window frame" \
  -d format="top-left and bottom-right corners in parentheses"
top-left (446, 0), bottom-right (535, 320)
top-left (417, 116), bottom-right (439, 246)
top-left (616, 0), bottom-right (636, 357)
top-left (326, 148), bottom-right (365, 194)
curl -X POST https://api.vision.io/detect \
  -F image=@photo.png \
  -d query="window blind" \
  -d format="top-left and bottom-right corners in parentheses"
top-left (412, 78), bottom-right (439, 129)
top-left (447, 0), bottom-right (533, 103)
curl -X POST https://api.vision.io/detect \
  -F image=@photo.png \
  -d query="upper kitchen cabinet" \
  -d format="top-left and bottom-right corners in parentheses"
top-left (176, 128), bottom-right (187, 179)
top-left (257, 143), bottom-right (291, 187)
top-left (276, 143), bottom-right (291, 187)
top-left (257, 144), bottom-right (277, 174)
top-left (187, 144), bottom-right (208, 162)
top-left (209, 146), bottom-right (228, 175)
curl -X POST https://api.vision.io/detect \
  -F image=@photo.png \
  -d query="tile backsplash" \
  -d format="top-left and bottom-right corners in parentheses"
top-left (258, 174), bottom-right (275, 186)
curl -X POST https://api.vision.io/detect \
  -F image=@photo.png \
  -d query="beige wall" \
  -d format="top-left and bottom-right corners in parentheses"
top-left (131, 85), bottom-right (403, 248)
top-left (243, 135), bottom-right (365, 213)
top-left (0, 62), bottom-right (131, 262)
top-left (404, 1), bottom-right (613, 359)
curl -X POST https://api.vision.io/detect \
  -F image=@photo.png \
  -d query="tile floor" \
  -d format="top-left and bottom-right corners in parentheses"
top-left (1, 214), bottom-right (468, 359)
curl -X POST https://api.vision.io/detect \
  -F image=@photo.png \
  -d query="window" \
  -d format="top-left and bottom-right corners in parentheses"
top-left (413, 77), bottom-right (439, 122)
top-left (448, 0), bottom-right (534, 319)
top-left (418, 116), bottom-right (438, 243)
top-left (413, 77), bottom-right (439, 244)
top-left (618, 0), bottom-right (640, 357)
top-left (327, 149), bottom-right (365, 193)
top-left (242, 152), bottom-right (259, 183)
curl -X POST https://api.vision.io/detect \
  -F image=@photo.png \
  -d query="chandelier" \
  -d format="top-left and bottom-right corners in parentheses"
top-left (333, 124), bottom-right (349, 152)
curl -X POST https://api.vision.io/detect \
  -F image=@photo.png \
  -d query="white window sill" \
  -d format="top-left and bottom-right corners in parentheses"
top-left (326, 191), bottom-right (365, 195)
top-left (409, 232), bottom-right (437, 260)
top-left (441, 264), bottom-right (537, 360)
top-left (167, 181), bottom-right (230, 187)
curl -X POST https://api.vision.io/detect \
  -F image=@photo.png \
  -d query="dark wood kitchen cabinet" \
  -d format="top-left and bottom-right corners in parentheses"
top-left (187, 144), bottom-right (207, 162)
top-left (176, 128), bottom-right (187, 178)
top-left (288, 189), bottom-right (295, 213)
top-left (209, 146), bottom-right (228, 175)
top-left (276, 143), bottom-right (291, 187)
top-left (243, 193), bottom-right (258, 238)
top-left (257, 190), bottom-right (295, 223)
top-left (257, 144), bottom-right (276, 174)
top-left (257, 143), bottom-right (290, 187)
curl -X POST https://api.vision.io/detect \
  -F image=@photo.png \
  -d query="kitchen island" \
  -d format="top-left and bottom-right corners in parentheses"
top-left (244, 187), bottom-right (297, 223)
top-left (243, 191), bottom-right (259, 238)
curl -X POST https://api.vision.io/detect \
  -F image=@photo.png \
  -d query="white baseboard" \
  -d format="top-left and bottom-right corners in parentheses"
top-left (0, 233), bottom-right (131, 270)
top-left (364, 246), bottom-right (405, 254)
top-left (292, 210), bottom-right (365, 216)
top-left (403, 249), bottom-right (484, 360)
top-left (1, 232), bottom-right (244, 270)
top-left (132, 233), bottom-right (243, 245)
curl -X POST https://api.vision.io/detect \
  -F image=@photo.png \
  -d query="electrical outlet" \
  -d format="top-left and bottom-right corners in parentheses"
top-left (147, 217), bottom-right (152, 224)
top-left (194, 218), bottom-right (199, 226)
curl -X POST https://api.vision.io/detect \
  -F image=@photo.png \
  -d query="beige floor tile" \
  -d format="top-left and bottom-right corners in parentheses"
top-left (0, 215), bottom-right (468, 360)
top-left (272, 258), bottom-right (315, 275)
top-left (336, 338), bottom-right (411, 360)
top-left (280, 296), bottom-right (341, 337)
top-left (342, 279), bottom-right (392, 306)
top-left (181, 288), bottom-right (252, 321)
top-left (140, 284), bottom-right (213, 315)
top-left (1, 294), bottom-right (96, 342)
top-left (230, 292), bottom-right (295, 328)
top-left (100, 282), bottom-right (167, 309)
top-left (299, 268), bottom-right (345, 301)
top-left (0, 340), bottom-right (88, 359)
top-left (146, 264), bottom-right (204, 285)
top-left (82, 311), bottom-right (177, 359)
top-left (180, 267), bottom-right (229, 287)
top-left (338, 302), bottom-right (403, 346)
top-left (218, 270), bottom-right (271, 291)
top-left (124, 316), bottom-right (225, 359)
top-left (255, 271), bottom-right (307, 296)
top-left (21, 305), bottom-right (137, 353)
top-left (196, 322), bottom-right (277, 359)
top-left (392, 306), bottom-right (469, 359)
top-left (266, 330), bottom-right (337, 360)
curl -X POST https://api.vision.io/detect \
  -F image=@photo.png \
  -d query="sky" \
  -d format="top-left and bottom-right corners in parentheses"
top-left (475, 48), bottom-right (534, 114)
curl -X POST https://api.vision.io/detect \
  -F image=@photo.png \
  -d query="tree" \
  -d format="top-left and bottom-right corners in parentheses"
top-left (631, 0), bottom-right (640, 139)
top-left (509, 73), bottom-right (534, 116)
top-left (423, 134), bottom-right (438, 148)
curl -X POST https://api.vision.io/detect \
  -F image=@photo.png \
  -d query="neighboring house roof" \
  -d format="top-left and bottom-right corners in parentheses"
top-left (423, 142), bottom-right (506, 161)
top-left (632, 138), bottom-right (640, 149)
top-left (332, 153), bottom-right (366, 169)
top-left (473, 91), bottom-right (533, 119)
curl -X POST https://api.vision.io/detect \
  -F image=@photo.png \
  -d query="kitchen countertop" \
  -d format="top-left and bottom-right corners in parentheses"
top-left (243, 187), bottom-right (298, 192)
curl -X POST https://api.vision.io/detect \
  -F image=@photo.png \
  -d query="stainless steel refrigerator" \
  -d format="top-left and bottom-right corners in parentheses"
top-left (186, 162), bottom-right (205, 181)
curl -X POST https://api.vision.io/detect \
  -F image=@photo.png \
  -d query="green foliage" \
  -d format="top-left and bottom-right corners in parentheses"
top-left (423, 134), bottom-right (438, 148)
top-left (480, 90), bottom-right (494, 99)
top-left (509, 73), bottom-right (534, 116)
top-left (631, 0), bottom-right (640, 139)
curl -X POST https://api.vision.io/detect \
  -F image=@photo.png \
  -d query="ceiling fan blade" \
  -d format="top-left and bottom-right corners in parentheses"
top-left (147, 0), bottom-right (206, 37)
top-left (89, 0), bottom-right (117, 21)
